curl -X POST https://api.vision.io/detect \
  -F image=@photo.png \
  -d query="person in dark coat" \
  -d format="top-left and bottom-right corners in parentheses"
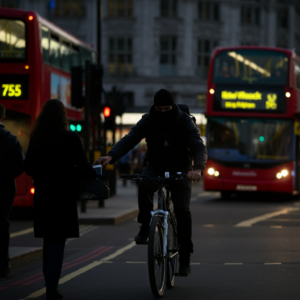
top-left (24, 99), bottom-right (95, 300)
top-left (94, 89), bottom-right (207, 276)
top-left (0, 104), bottom-right (24, 277)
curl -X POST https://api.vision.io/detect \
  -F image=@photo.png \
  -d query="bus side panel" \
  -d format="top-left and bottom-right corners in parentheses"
top-left (13, 174), bottom-right (33, 207)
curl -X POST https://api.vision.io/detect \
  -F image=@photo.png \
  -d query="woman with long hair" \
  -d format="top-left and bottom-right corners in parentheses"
top-left (25, 99), bottom-right (95, 300)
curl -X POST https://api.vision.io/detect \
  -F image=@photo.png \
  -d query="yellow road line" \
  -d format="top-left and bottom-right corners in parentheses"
top-left (10, 228), bottom-right (34, 238)
top-left (24, 241), bottom-right (136, 299)
top-left (235, 208), bottom-right (300, 227)
top-left (264, 262), bottom-right (281, 265)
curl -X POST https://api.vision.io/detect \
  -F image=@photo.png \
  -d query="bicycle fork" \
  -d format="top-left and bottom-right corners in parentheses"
top-left (151, 210), bottom-right (169, 258)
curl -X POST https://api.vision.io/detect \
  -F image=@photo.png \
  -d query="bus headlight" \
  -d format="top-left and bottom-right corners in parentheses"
top-left (208, 168), bottom-right (215, 175)
top-left (208, 168), bottom-right (220, 177)
top-left (276, 170), bottom-right (288, 179)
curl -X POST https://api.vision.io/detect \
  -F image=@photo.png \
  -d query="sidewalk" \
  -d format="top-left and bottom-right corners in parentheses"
top-left (78, 178), bottom-right (139, 225)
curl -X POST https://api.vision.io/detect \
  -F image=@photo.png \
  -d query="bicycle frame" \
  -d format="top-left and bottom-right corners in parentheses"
top-left (150, 183), bottom-right (172, 258)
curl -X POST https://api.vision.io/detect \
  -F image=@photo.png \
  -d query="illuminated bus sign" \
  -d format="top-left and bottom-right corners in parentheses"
top-left (0, 75), bottom-right (29, 100)
top-left (213, 87), bottom-right (285, 113)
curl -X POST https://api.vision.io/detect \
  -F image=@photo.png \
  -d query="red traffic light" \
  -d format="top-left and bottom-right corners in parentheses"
top-left (103, 107), bottom-right (111, 117)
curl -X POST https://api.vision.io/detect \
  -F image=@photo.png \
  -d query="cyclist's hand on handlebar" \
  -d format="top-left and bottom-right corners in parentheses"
top-left (93, 156), bottom-right (112, 167)
top-left (186, 170), bottom-right (202, 182)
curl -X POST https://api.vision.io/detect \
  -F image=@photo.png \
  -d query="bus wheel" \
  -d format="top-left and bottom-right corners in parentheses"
top-left (221, 192), bottom-right (231, 200)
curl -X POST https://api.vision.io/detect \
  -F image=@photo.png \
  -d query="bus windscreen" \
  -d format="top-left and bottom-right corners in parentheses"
top-left (0, 18), bottom-right (26, 61)
top-left (213, 50), bottom-right (288, 85)
top-left (208, 117), bottom-right (292, 162)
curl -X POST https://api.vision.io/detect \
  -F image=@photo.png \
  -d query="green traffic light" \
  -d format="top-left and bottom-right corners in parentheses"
top-left (259, 136), bottom-right (264, 142)
top-left (70, 124), bottom-right (76, 131)
top-left (76, 124), bottom-right (82, 132)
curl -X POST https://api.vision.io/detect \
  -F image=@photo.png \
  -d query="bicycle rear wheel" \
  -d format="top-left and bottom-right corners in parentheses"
top-left (148, 216), bottom-right (167, 298)
top-left (166, 213), bottom-right (178, 288)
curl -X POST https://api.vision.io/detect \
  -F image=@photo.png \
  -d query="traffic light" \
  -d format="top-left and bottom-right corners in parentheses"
top-left (103, 106), bottom-right (115, 130)
top-left (69, 123), bottom-right (82, 132)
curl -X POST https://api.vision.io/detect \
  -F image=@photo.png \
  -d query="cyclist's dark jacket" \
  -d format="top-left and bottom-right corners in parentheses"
top-left (108, 104), bottom-right (207, 173)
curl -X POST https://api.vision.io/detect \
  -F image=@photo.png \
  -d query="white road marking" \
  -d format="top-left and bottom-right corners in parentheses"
top-left (191, 192), bottom-right (220, 202)
top-left (197, 192), bottom-right (220, 198)
top-left (270, 225), bottom-right (282, 229)
top-left (66, 226), bottom-right (98, 244)
top-left (235, 208), bottom-right (300, 227)
top-left (224, 263), bottom-right (243, 265)
top-left (264, 262), bottom-right (282, 265)
top-left (126, 261), bottom-right (146, 264)
top-left (10, 228), bottom-right (34, 238)
top-left (24, 241), bottom-right (136, 299)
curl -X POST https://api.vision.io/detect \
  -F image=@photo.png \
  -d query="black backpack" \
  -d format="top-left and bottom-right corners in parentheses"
top-left (178, 104), bottom-right (197, 127)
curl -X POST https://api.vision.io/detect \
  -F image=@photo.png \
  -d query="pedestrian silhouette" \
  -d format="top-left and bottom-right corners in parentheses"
top-left (0, 103), bottom-right (24, 277)
top-left (24, 99), bottom-right (96, 299)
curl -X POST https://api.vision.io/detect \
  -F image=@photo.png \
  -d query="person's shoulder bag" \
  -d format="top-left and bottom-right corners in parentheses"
top-left (78, 173), bottom-right (110, 200)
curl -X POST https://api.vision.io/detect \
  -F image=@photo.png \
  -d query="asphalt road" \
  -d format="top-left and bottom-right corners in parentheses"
top-left (1, 182), bottom-right (300, 300)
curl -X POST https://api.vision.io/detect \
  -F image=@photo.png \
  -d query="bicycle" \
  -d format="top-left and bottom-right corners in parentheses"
top-left (121, 172), bottom-right (187, 298)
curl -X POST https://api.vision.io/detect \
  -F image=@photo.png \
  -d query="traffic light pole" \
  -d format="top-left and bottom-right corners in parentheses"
top-left (81, 60), bottom-right (92, 213)
top-left (97, 0), bottom-right (105, 208)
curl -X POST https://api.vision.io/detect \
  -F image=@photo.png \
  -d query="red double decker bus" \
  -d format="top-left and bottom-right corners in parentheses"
top-left (204, 46), bottom-right (300, 198)
top-left (0, 8), bottom-right (95, 207)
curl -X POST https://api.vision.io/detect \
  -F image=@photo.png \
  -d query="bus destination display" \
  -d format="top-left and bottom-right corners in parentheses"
top-left (0, 75), bottom-right (29, 100)
top-left (213, 87), bottom-right (285, 113)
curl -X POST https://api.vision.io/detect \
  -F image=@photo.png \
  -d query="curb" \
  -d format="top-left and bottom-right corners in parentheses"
top-left (78, 208), bottom-right (139, 225)
top-left (10, 248), bottom-right (43, 268)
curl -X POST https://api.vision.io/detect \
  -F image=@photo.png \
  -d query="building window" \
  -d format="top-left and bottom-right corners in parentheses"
top-left (107, 0), bottom-right (133, 18)
top-left (108, 38), bottom-right (133, 75)
top-left (197, 39), bottom-right (217, 78)
top-left (0, 0), bottom-right (20, 8)
top-left (48, 0), bottom-right (85, 18)
top-left (123, 92), bottom-right (135, 107)
top-left (160, 0), bottom-right (177, 17)
top-left (277, 8), bottom-right (288, 29)
top-left (160, 36), bottom-right (177, 76)
top-left (241, 6), bottom-right (260, 25)
top-left (198, 1), bottom-right (219, 21)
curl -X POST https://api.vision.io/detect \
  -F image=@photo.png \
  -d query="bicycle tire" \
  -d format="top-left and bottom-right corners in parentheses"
top-left (166, 213), bottom-right (178, 288)
top-left (148, 216), bottom-right (167, 298)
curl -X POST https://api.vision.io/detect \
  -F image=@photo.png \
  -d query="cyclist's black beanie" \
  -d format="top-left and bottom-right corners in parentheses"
top-left (154, 89), bottom-right (174, 106)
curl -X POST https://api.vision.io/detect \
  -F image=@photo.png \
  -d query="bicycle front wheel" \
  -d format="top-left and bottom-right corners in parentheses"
top-left (148, 216), bottom-right (167, 298)
top-left (166, 213), bottom-right (178, 288)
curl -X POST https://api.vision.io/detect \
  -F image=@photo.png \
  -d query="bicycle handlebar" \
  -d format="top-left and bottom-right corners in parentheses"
top-left (121, 173), bottom-right (187, 183)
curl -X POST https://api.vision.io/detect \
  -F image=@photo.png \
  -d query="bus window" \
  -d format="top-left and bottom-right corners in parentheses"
top-left (0, 18), bottom-right (26, 61)
top-left (213, 50), bottom-right (288, 85)
top-left (3, 110), bottom-right (30, 155)
top-left (71, 45), bottom-right (80, 66)
top-left (50, 33), bottom-right (61, 68)
top-left (61, 40), bottom-right (70, 72)
top-left (41, 25), bottom-right (50, 63)
top-left (295, 61), bottom-right (300, 89)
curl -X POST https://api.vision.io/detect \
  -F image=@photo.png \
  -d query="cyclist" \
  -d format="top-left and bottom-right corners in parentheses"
top-left (94, 89), bottom-right (207, 275)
